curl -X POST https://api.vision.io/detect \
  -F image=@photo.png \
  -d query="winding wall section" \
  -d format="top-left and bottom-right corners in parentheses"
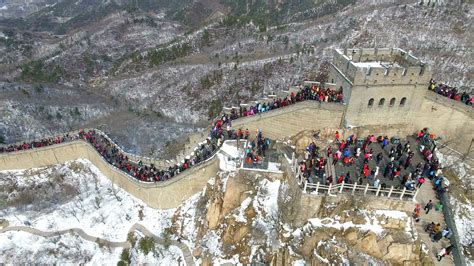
top-left (1, 98), bottom-right (472, 209)
top-left (0, 140), bottom-right (218, 209)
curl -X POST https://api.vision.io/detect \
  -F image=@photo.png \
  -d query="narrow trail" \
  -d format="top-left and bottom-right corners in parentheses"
top-left (0, 222), bottom-right (195, 266)
top-left (413, 184), bottom-right (454, 265)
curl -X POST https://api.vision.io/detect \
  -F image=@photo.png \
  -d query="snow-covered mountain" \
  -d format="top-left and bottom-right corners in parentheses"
top-left (0, 0), bottom-right (472, 156)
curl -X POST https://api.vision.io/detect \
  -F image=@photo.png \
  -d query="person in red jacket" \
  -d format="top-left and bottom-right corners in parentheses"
top-left (335, 131), bottom-right (340, 142)
top-left (337, 175), bottom-right (344, 184)
top-left (417, 176), bottom-right (426, 188)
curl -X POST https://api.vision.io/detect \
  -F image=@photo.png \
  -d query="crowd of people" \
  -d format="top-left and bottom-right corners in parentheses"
top-left (423, 218), bottom-right (455, 262)
top-left (298, 130), bottom-right (444, 194)
top-left (429, 79), bottom-right (473, 106)
top-left (0, 129), bottom-right (220, 182)
top-left (227, 85), bottom-right (343, 120)
top-left (244, 130), bottom-right (271, 166)
top-left (0, 134), bottom-right (80, 153)
top-left (0, 111), bottom-right (273, 183)
top-left (297, 127), bottom-right (457, 262)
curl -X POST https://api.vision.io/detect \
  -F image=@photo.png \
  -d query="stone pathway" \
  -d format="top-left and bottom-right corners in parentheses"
top-left (298, 136), bottom-right (460, 264)
top-left (413, 182), bottom-right (454, 265)
top-left (0, 222), bottom-right (195, 266)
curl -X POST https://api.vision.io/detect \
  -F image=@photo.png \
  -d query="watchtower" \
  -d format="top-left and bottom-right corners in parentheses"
top-left (329, 48), bottom-right (431, 128)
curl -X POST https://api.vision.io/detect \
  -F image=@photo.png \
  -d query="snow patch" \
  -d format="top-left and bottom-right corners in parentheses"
top-left (1, 159), bottom-right (175, 242)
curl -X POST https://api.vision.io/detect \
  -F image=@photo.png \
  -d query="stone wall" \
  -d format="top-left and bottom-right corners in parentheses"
top-left (352, 66), bottom-right (431, 86)
top-left (0, 141), bottom-right (219, 209)
top-left (0, 92), bottom-right (471, 209)
top-left (231, 101), bottom-right (345, 140)
top-left (343, 83), bottom-right (427, 127)
top-left (413, 91), bottom-right (474, 154)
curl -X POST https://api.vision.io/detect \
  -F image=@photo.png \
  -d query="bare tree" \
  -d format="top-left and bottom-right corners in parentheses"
top-left (94, 196), bottom-right (102, 209)
top-left (61, 205), bottom-right (80, 222)
top-left (73, 197), bottom-right (86, 214)
top-left (109, 181), bottom-right (122, 202)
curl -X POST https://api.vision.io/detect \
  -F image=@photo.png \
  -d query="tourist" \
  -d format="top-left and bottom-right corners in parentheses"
top-left (416, 176), bottom-right (426, 188)
top-left (376, 152), bottom-right (383, 165)
top-left (425, 222), bottom-right (435, 234)
top-left (432, 230), bottom-right (443, 242)
top-left (344, 173), bottom-right (351, 183)
top-left (374, 178), bottom-right (380, 188)
top-left (327, 175), bottom-right (333, 185)
top-left (335, 131), bottom-right (340, 142)
top-left (412, 207), bottom-right (421, 223)
top-left (437, 245), bottom-right (455, 261)
top-left (432, 223), bottom-right (442, 236)
top-left (424, 200), bottom-right (433, 214)
top-left (441, 227), bottom-right (452, 239)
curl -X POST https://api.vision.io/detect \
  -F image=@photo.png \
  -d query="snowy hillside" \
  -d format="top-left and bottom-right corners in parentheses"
top-left (0, 159), bottom-right (184, 264)
top-left (0, 157), bottom-right (429, 264)
top-left (1, 0), bottom-right (472, 157)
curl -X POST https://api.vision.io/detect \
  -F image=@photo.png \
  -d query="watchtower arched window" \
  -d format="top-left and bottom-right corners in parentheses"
top-left (378, 98), bottom-right (385, 107)
top-left (400, 97), bottom-right (407, 107)
top-left (389, 98), bottom-right (396, 107)
top-left (368, 98), bottom-right (374, 108)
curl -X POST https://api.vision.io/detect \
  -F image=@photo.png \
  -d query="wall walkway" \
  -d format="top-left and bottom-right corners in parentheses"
top-left (231, 101), bottom-right (345, 139)
top-left (0, 100), bottom-right (343, 209)
top-left (0, 140), bottom-right (218, 209)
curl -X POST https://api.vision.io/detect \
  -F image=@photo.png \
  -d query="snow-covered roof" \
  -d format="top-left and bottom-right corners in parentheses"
top-left (352, 61), bottom-right (401, 68)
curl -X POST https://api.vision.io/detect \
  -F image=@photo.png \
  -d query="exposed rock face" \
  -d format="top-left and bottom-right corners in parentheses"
top-left (189, 171), bottom-right (284, 264)
top-left (292, 131), bottom-right (316, 154)
top-left (356, 232), bottom-right (383, 258)
top-left (378, 234), bottom-right (395, 255)
top-left (300, 228), bottom-right (332, 259)
top-left (206, 197), bottom-right (223, 230)
top-left (290, 129), bottom-right (337, 154)
top-left (383, 217), bottom-right (407, 230)
top-left (177, 166), bottom-right (427, 265)
top-left (383, 243), bottom-right (418, 263)
top-left (222, 217), bottom-right (250, 246)
top-left (351, 231), bottom-right (420, 264)
top-left (344, 228), bottom-right (359, 245)
top-left (221, 177), bottom-right (251, 217)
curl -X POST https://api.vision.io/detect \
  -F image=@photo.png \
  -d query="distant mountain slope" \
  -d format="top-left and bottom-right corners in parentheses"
top-left (0, 0), bottom-right (471, 156)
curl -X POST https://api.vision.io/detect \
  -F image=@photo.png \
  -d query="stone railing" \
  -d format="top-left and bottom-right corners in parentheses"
top-left (425, 90), bottom-right (473, 115)
top-left (0, 140), bottom-right (219, 209)
top-left (282, 148), bottom-right (418, 201)
top-left (0, 128), bottom-right (174, 168)
top-left (0, 128), bottom-right (219, 184)
top-left (301, 181), bottom-right (418, 201)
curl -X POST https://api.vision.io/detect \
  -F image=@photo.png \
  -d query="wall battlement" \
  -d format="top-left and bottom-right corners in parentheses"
top-left (333, 48), bottom-right (431, 86)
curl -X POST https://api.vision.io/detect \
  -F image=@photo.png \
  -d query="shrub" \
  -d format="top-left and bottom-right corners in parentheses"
top-left (138, 236), bottom-right (155, 255)
top-left (19, 60), bottom-right (63, 83)
top-left (208, 99), bottom-right (222, 119)
top-left (34, 85), bottom-right (44, 93)
top-left (120, 248), bottom-right (131, 264)
top-left (162, 227), bottom-right (174, 249)
top-left (127, 232), bottom-right (136, 247)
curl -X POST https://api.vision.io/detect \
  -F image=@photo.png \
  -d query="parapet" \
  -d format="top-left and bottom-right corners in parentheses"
top-left (332, 48), bottom-right (431, 86)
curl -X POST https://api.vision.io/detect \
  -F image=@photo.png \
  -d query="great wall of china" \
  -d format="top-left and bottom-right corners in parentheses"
top-left (1, 48), bottom-right (472, 265)
top-left (1, 86), bottom-right (472, 208)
